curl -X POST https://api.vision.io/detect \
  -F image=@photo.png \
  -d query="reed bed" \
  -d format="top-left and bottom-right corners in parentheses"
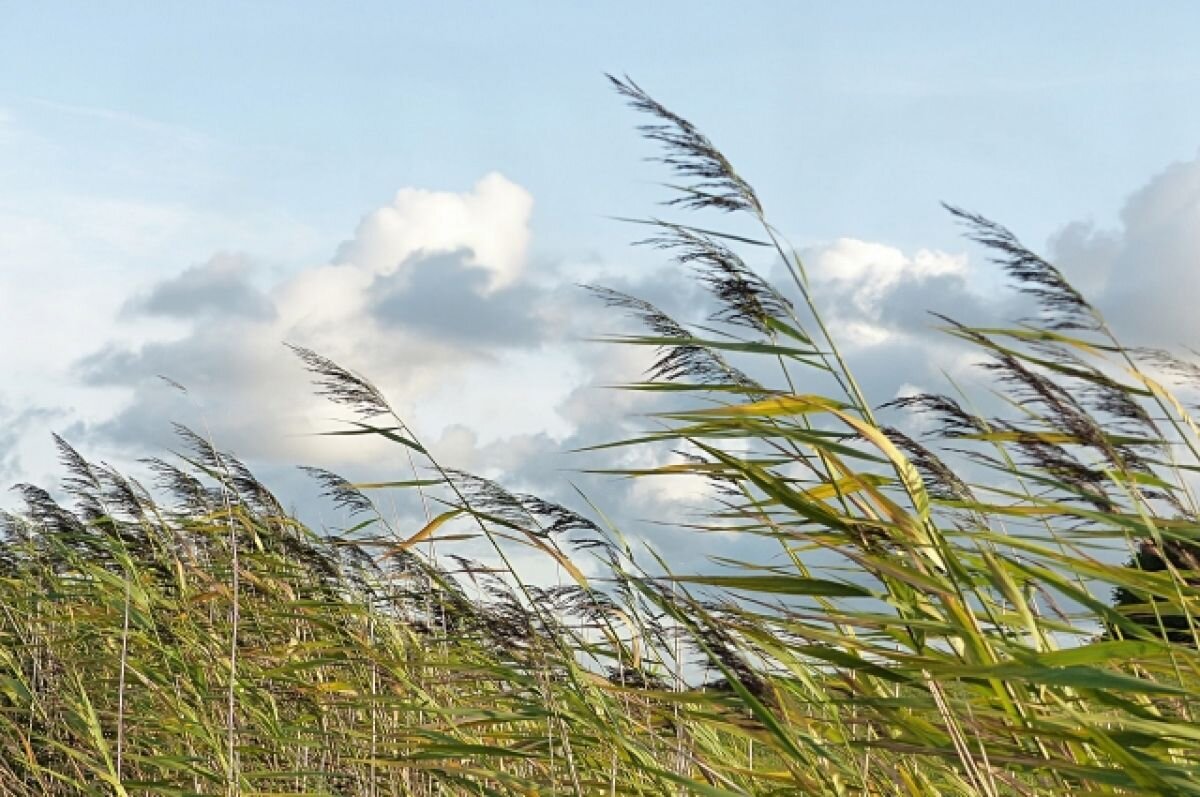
top-left (1, 77), bottom-right (1199, 795)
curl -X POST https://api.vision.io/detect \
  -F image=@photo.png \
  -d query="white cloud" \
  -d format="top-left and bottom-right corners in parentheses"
top-left (334, 172), bottom-right (533, 291)
top-left (71, 173), bottom-right (547, 473)
top-left (1052, 150), bottom-right (1200, 347)
top-left (627, 448), bottom-right (716, 509)
top-left (268, 172), bottom-right (536, 351)
top-left (807, 238), bottom-right (967, 317)
top-left (274, 263), bottom-right (373, 329)
top-left (799, 238), bottom-right (971, 348)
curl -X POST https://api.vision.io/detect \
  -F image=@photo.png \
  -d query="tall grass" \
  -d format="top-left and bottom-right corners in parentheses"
top-left (2, 76), bottom-right (1199, 795)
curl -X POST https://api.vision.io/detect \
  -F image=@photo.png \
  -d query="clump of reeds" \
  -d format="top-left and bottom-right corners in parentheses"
top-left (1, 76), bottom-right (1199, 796)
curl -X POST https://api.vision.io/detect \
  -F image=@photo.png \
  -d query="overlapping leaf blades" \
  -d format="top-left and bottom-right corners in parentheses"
top-left (1, 79), bottom-right (1199, 796)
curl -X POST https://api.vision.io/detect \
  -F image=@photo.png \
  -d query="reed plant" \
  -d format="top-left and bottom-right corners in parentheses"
top-left (1, 76), bottom-right (1198, 795)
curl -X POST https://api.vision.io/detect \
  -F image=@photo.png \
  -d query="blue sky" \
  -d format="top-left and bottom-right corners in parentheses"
top-left (3, 4), bottom-right (1200, 572)
top-left (7, 4), bottom-right (1200, 252)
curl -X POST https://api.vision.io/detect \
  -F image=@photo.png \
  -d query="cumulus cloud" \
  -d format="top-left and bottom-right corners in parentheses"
top-left (43, 169), bottom-right (1109, 579)
top-left (75, 326), bottom-right (310, 456)
top-left (368, 250), bottom-right (549, 348)
top-left (10, 137), bottom-right (1198, 585)
top-left (1051, 150), bottom-right (1200, 347)
top-left (74, 174), bottom-right (542, 470)
top-left (808, 238), bottom-right (967, 295)
top-left (334, 172), bottom-right (533, 291)
top-left (801, 238), bottom-right (972, 347)
top-left (124, 252), bottom-right (276, 321)
top-left (0, 403), bottom-right (63, 486)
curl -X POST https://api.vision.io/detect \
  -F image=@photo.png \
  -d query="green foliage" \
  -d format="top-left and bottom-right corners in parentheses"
top-left (2, 77), bottom-right (1200, 795)
top-left (1113, 538), bottom-right (1200, 645)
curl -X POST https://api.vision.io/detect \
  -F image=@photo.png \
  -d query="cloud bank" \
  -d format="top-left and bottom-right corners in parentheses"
top-left (8, 148), bottom-right (1198, 577)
